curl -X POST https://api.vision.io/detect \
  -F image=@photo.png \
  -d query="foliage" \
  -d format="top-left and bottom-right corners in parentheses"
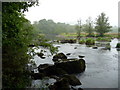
top-left (95, 12), bottom-right (112, 37)
top-left (33, 19), bottom-right (76, 39)
top-left (96, 37), bottom-right (111, 42)
top-left (2, 2), bottom-right (38, 88)
top-left (79, 39), bottom-right (86, 44)
top-left (85, 38), bottom-right (95, 45)
top-left (75, 20), bottom-right (82, 40)
top-left (83, 17), bottom-right (94, 36)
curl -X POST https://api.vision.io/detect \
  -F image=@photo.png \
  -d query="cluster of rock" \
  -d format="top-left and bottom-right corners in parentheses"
top-left (31, 53), bottom-right (86, 90)
top-left (60, 39), bottom-right (76, 44)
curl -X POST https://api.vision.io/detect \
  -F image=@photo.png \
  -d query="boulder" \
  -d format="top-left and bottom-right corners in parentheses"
top-left (62, 74), bottom-right (82, 86)
top-left (49, 78), bottom-right (70, 90)
top-left (38, 64), bottom-right (67, 76)
top-left (53, 53), bottom-right (67, 62)
top-left (116, 43), bottom-right (120, 48)
top-left (66, 53), bottom-right (71, 56)
top-left (92, 46), bottom-right (98, 49)
top-left (55, 59), bottom-right (86, 74)
top-left (31, 73), bottom-right (45, 80)
top-left (37, 52), bottom-right (45, 59)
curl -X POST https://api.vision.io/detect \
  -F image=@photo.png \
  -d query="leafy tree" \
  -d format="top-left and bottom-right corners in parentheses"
top-left (95, 12), bottom-right (112, 37)
top-left (75, 19), bottom-right (82, 40)
top-left (83, 17), bottom-right (94, 37)
top-left (2, 2), bottom-right (38, 88)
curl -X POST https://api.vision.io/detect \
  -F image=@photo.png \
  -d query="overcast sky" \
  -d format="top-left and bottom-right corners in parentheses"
top-left (24, 0), bottom-right (119, 26)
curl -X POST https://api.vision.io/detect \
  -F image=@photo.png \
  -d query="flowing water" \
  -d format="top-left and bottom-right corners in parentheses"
top-left (32, 38), bottom-right (118, 88)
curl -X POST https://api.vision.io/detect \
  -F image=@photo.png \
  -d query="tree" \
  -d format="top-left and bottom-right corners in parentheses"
top-left (2, 2), bottom-right (38, 88)
top-left (95, 12), bottom-right (112, 37)
top-left (83, 17), bottom-right (94, 37)
top-left (75, 19), bottom-right (82, 40)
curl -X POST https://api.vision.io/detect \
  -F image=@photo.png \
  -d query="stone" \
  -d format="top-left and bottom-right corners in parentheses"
top-left (62, 74), bottom-right (82, 86)
top-left (52, 53), bottom-right (67, 62)
top-left (92, 46), bottom-right (98, 49)
top-left (55, 59), bottom-right (86, 74)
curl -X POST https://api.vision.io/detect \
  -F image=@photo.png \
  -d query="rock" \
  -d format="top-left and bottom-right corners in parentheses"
top-left (38, 64), bottom-right (67, 76)
top-left (74, 47), bottom-right (77, 49)
top-left (31, 73), bottom-right (45, 80)
top-left (60, 39), bottom-right (76, 44)
top-left (53, 53), bottom-right (67, 62)
top-left (55, 59), bottom-right (86, 74)
top-left (92, 46), bottom-right (98, 49)
top-left (37, 52), bottom-right (44, 58)
top-left (116, 43), bottom-right (120, 48)
top-left (49, 78), bottom-right (70, 90)
top-left (28, 44), bottom-right (35, 47)
top-left (78, 55), bottom-right (85, 59)
top-left (62, 74), bottom-right (82, 86)
top-left (66, 53), bottom-right (71, 56)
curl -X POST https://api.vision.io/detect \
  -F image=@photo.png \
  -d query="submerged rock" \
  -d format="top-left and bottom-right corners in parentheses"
top-left (66, 53), bottom-right (71, 56)
top-left (78, 55), bottom-right (85, 59)
top-left (52, 53), bottom-right (67, 62)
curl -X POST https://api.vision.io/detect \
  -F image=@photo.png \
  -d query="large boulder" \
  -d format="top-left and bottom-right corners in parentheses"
top-left (52, 53), bottom-right (67, 62)
top-left (38, 59), bottom-right (86, 76)
top-left (38, 64), bottom-right (67, 76)
top-left (55, 59), bottom-right (86, 74)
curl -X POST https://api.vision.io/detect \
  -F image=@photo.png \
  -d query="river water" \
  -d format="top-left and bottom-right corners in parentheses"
top-left (33, 38), bottom-right (118, 88)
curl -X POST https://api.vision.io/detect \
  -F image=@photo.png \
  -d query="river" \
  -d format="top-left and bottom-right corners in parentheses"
top-left (32, 38), bottom-right (118, 88)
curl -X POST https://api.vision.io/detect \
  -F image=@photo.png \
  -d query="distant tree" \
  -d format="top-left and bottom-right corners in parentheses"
top-left (95, 12), bottom-right (112, 37)
top-left (83, 17), bottom-right (94, 37)
top-left (75, 19), bottom-right (82, 40)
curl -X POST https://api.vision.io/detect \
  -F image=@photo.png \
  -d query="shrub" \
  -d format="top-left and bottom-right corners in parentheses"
top-left (79, 39), bottom-right (86, 44)
top-left (116, 43), bottom-right (120, 48)
top-left (85, 38), bottom-right (95, 45)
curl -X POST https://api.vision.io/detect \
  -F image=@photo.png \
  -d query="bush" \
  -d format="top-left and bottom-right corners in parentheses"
top-left (79, 39), bottom-right (86, 44)
top-left (85, 38), bottom-right (95, 45)
top-left (96, 37), bottom-right (111, 42)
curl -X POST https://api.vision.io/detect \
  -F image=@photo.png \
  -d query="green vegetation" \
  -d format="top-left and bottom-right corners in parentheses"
top-left (79, 39), bottom-right (86, 44)
top-left (83, 17), bottom-right (94, 37)
top-left (33, 19), bottom-right (76, 39)
top-left (96, 37), bottom-right (111, 42)
top-left (2, 2), bottom-right (58, 88)
top-left (95, 12), bottom-right (112, 37)
top-left (85, 38), bottom-right (95, 45)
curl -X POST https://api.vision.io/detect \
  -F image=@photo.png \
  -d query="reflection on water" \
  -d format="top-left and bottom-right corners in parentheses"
top-left (33, 38), bottom-right (118, 88)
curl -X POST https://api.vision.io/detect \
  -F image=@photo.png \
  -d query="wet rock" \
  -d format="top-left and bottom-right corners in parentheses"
top-left (55, 59), bottom-right (86, 74)
top-left (92, 46), bottom-right (98, 49)
top-left (49, 78), bottom-right (70, 90)
top-left (52, 53), bottom-right (67, 62)
top-left (116, 43), bottom-right (120, 48)
top-left (31, 73), bottom-right (45, 80)
top-left (28, 44), bottom-right (35, 47)
top-left (78, 55), bottom-right (85, 59)
top-left (74, 47), bottom-right (77, 49)
top-left (38, 64), bottom-right (67, 76)
top-left (60, 39), bottom-right (76, 44)
top-left (37, 52), bottom-right (45, 59)
top-left (62, 74), bottom-right (82, 86)
top-left (66, 53), bottom-right (71, 56)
